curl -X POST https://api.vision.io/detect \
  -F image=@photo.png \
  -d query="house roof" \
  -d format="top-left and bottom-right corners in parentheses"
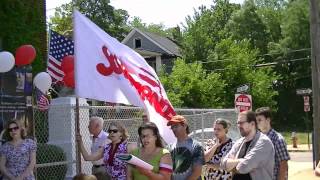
top-left (122, 28), bottom-right (181, 57)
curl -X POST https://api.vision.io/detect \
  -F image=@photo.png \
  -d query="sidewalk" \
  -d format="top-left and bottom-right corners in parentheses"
top-left (289, 169), bottom-right (318, 180)
top-left (289, 160), bottom-right (314, 178)
top-left (289, 150), bottom-right (316, 179)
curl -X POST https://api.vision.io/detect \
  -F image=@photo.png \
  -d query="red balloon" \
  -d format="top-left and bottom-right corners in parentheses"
top-left (63, 71), bottom-right (75, 88)
top-left (15, 45), bottom-right (36, 66)
top-left (61, 55), bottom-right (74, 73)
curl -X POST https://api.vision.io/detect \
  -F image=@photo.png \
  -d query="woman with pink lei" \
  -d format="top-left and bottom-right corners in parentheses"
top-left (77, 122), bottom-right (135, 180)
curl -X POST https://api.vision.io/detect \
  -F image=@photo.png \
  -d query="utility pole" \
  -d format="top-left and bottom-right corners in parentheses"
top-left (309, 0), bottom-right (320, 166)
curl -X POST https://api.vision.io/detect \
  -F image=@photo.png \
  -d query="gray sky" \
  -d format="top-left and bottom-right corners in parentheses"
top-left (46, 0), bottom-right (244, 28)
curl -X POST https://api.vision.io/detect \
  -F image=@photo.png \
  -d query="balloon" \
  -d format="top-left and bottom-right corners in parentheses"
top-left (61, 55), bottom-right (74, 73)
top-left (15, 45), bottom-right (36, 66)
top-left (0, 51), bottom-right (15, 73)
top-left (63, 71), bottom-right (75, 88)
top-left (34, 72), bottom-right (52, 93)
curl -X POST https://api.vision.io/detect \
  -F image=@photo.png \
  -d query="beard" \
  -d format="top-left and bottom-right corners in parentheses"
top-left (239, 128), bottom-right (249, 137)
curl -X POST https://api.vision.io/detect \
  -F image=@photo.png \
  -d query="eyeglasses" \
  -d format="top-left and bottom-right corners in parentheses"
top-left (140, 134), bottom-right (155, 139)
top-left (8, 126), bottom-right (19, 132)
top-left (108, 129), bottom-right (119, 134)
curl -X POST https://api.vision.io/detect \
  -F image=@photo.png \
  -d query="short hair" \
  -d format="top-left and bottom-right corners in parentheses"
top-left (240, 111), bottom-right (257, 127)
top-left (138, 122), bottom-right (164, 148)
top-left (214, 118), bottom-right (231, 133)
top-left (108, 122), bottom-right (129, 141)
top-left (4, 119), bottom-right (27, 141)
top-left (255, 107), bottom-right (272, 120)
top-left (90, 116), bottom-right (104, 128)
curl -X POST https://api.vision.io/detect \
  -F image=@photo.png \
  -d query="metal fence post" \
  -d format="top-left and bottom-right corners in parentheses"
top-left (201, 112), bottom-right (204, 146)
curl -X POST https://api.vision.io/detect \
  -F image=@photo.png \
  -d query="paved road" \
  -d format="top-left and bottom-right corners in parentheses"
top-left (290, 152), bottom-right (313, 162)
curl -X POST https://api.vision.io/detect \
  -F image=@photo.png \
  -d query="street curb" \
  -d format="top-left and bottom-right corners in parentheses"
top-left (288, 149), bottom-right (312, 152)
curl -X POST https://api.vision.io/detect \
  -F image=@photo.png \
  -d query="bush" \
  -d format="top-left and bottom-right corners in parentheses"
top-left (36, 144), bottom-right (67, 180)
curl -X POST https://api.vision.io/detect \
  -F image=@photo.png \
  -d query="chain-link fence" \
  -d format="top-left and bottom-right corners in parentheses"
top-left (33, 104), bottom-right (239, 179)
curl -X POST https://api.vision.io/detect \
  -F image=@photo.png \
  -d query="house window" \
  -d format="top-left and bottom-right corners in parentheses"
top-left (134, 38), bottom-right (141, 48)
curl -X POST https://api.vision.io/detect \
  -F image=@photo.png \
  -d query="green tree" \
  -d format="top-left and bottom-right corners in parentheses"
top-left (267, 0), bottom-right (311, 130)
top-left (0, 0), bottom-right (47, 74)
top-left (160, 59), bottom-right (226, 108)
top-left (49, 0), bottom-right (130, 40)
top-left (181, 0), bottom-right (240, 65)
top-left (129, 16), bottom-right (168, 36)
top-left (128, 17), bottom-right (183, 44)
top-left (211, 38), bottom-right (278, 109)
top-left (226, 0), bottom-right (270, 54)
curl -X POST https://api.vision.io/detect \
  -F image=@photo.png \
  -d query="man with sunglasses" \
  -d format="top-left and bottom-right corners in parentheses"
top-left (221, 111), bottom-right (275, 180)
top-left (88, 116), bottom-right (111, 180)
top-left (167, 115), bottom-right (205, 180)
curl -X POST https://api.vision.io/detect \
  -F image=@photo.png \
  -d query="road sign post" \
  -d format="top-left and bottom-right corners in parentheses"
top-left (297, 90), bottom-right (312, 150)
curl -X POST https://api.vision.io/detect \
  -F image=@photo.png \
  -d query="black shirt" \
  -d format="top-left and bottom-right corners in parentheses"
top-left (232, 140), bottom-right (252, 180)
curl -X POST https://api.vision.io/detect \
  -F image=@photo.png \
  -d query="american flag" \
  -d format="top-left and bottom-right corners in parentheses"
top-left (35, 88), bottom-right (50, 111)
top-left (47, 30), bottom-right (74, 82)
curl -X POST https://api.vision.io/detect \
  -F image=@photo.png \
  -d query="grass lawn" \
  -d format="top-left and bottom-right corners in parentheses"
top-left (281, 132), bottom-right (312, 145)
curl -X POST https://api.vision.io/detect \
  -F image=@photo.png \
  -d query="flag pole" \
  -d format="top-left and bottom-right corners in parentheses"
top-left (72, 0), bottom-right (82, 173)
top-left (75, 97), bottom-right (81, 174)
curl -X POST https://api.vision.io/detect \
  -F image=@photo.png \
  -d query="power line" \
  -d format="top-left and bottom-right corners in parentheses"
top-left (205, 57), bottom-right (311, 72)
top-left (165, 57), bottom-right (311, 72)
top-left (254, 57), bottom-right (310, 68)
top-left (193, 48), bottom-right (311, 64)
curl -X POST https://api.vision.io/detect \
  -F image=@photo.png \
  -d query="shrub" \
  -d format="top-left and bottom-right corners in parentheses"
top-left (36, 144), bottom-right (67, 180)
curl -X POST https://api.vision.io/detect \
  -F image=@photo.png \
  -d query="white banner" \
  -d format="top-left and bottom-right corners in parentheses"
top-left (74, 10), bottom-right (176, 144)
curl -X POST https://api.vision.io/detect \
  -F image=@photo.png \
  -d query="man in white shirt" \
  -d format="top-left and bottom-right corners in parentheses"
top-left (88, 116), bottom-right (111, 180)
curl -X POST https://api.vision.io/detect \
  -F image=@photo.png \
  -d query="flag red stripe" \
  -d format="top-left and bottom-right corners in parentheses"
top-left (48, 58), bottom-right (62, 70)
top-left (47, 66), bottom-right (64, 78)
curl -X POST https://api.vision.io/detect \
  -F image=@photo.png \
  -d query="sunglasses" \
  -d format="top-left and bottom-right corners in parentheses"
top-left (171, 123), bottom-right (183, 129)
top-left (8, 126), bottom-right (19, 132)
top-left (108, 129), bottom-right (119, 134)
top-left (237, 121), bottom-right (249, 125)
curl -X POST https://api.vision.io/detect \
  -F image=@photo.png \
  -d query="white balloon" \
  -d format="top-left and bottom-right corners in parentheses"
top-left (34, 72), bottom-right (52, 93)
top-left (0, 51), bottom-right (15, 73)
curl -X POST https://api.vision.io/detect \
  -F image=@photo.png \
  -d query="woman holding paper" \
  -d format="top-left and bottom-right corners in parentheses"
top-left (77, 122), bottom-right (135, 180)
top-left (127, 122), bottom-right (173, 180)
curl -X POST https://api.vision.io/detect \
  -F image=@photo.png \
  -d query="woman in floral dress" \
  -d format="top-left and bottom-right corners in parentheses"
top-left (204, 118), bottom-right (233, 180)
top-left (77, 122), bottom-right (135, 179)
top-left (0, 120), bottom-right (37, 180)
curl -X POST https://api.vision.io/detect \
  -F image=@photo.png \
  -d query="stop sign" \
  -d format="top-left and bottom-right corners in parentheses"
top-left (235, 94), bottom-right (252, 112)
